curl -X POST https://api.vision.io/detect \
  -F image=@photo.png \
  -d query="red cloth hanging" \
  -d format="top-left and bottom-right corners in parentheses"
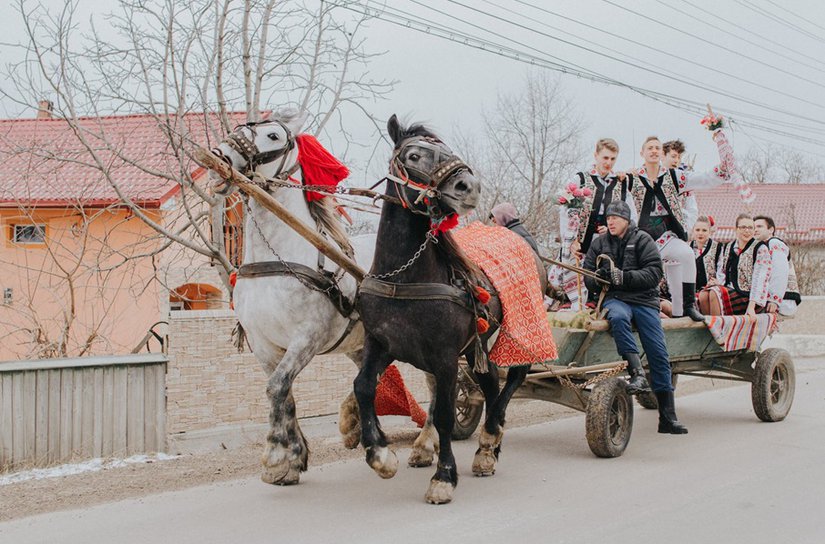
top-left (374, 364), bottom-right (428, 428)
top-left (295, 134), bottom-right (349, 202)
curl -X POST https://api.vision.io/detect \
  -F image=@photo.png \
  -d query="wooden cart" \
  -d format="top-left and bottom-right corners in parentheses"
top-left (452, 316), bottom-right (795, 458)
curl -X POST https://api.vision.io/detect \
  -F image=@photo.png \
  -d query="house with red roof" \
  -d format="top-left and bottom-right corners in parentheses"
top-left (0, 104), bottom-right (244, 360)
top-left (695, 182), bottom-right (825, 294)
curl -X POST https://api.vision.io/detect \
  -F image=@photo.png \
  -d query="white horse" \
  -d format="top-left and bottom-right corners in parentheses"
top-left (210, 109), bottom-right (437, 485)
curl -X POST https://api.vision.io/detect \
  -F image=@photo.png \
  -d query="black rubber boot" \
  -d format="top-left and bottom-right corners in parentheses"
top-left (624, 353), bottom-right (651, 395)
top-left (655, 391), bottom-right (688, 434)
top-left (682, 283), bottom-right (704, 322)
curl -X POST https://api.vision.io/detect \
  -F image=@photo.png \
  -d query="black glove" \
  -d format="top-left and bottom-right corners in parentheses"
top-left (596, 264), bottom-right (624, 286)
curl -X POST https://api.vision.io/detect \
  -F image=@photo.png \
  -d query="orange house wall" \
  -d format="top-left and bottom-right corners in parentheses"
top-left (0, 207), bottom-right (164, 361)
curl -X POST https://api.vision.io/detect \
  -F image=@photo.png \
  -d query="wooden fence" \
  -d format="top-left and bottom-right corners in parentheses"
top-left (0, 353), bottom-right (167, 470)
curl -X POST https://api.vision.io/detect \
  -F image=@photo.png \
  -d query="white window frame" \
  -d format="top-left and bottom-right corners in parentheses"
top-left (12, 224), bottom-right (46, 244)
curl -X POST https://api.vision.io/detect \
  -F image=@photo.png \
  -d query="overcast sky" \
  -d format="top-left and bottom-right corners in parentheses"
top-left (2, 0), bottom-right (823, 185)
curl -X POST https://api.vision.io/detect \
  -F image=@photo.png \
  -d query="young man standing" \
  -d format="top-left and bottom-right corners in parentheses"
top-left (754, 215), bottom-right (801, 316)
top-left (555, 138), bottom-right (636, 309)
top-left (662, 139), bottom-right (699, 234)
top-left (583, 200), bottom-right (687, 434)
top-left (626, 133), bottom-right (733, 321)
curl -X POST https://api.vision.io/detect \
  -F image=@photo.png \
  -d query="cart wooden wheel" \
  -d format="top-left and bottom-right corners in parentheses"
top-left (752, 348), bottom-right (795, 422)
top-left (636, 374), bottom-right (679, 410)
top-left (452, 368), bottom-right (483, 440)
top-left (586, 377), bottom-right (634, 458)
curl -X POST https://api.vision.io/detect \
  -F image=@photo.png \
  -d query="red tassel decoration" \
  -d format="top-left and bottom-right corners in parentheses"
top-left (474, 286), bottom-right (491, 304)
top-left (295, 134), bottom-right (349, 202)
top-left (229, 270), bottom-right (237, 288)
top-left (476, 317), bottom-right (490, 334)
top-left (431, 213), bottom-right (459, 234)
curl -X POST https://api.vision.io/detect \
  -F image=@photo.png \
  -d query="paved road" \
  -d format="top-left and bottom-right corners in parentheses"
top-left (3, 358), bottom-right (823, 544)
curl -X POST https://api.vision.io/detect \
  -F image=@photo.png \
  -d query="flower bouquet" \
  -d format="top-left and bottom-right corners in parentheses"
top-left (557, 182), bottom-right (592, 209)
top-left (700, 113), bottom-right (724, 131)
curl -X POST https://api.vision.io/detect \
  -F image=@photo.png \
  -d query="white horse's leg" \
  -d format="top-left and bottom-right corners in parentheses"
top-left (261, 340), bottom-right (319, 486)
top-left (339, 349), bottom-right (363, 449)
top-left (408, 373), bottom-right (438, 467)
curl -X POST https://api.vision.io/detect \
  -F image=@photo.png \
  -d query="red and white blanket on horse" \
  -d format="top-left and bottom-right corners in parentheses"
top-left (454, 221), bottom-right (558, 367)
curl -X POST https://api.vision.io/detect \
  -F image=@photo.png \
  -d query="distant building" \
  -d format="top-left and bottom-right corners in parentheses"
top-left (695, 183), bottom-right (825, 294)
top-left (0, 108), bottom-right (243, 360)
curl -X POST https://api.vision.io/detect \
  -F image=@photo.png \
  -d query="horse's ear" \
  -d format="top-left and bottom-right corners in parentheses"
top-left (387, 114), bottom-right (404, 145)
top-left (276, 108), bottom-right (309, 134)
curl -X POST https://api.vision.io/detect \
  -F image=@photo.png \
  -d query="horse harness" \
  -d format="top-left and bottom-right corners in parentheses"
top-left (224, 120), bottom-right (359, 354)
top-left (360, 135), bottom-right (491, 362)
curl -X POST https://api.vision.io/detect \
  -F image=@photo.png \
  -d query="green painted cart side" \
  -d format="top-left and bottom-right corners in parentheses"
top-left (454, 316), bottom-right (795, 459)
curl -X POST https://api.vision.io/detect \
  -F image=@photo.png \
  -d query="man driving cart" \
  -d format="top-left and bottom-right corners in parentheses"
top-left (583, 200), bottom-right (688, 435)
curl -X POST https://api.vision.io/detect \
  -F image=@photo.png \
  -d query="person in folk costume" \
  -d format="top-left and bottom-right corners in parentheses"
top-left (626, 132), bottom-right (735, 321)
top-left (706, 214), bottom-right (772, 316)
top-left (555, 138), bottom-right (637, 310)
top-left (490, 202), bottom-right (540, 254)
top-left (753, 215), bottom-right (801, 317)
top-left (691, 215), bottom-right (725, 292)
top-left (662, 140), bottom-right (700, 234)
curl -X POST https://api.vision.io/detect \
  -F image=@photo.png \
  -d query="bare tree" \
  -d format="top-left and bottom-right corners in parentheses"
top-left (739, 144), bottom-right (824, 184)
top-left (454, 72), bottom-right (585, 249)
top-left (1, 0), bottom-right (392, 290)
top-left (740, 145), bottom-right (777, 184)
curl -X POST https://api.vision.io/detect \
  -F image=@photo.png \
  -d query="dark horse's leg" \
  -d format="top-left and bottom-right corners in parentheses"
top-left (472, 365), bottom-right (529, 476)
top-left (424, 356), bottom-right (460, 504)
top-left (353, 335), bottom-right (398, 479)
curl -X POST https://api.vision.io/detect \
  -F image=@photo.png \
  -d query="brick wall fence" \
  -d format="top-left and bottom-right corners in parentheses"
top-left (165, 310), bottom-right (430, 435)
top-left (165, 298), bottom-right (824, 437)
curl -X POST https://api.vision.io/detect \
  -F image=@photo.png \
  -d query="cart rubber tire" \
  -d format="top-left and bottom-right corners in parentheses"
top-left (751, 348), bottom-right (795, 422)
top-left (452, 371), bottom-right (483, 440)
top-left (586, 377), bottom-right (634, 458)
top-left (636, 374), bottom-right (679, 410)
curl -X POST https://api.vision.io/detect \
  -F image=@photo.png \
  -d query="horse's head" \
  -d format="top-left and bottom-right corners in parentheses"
top-left (211, 109), bottom-right (309, 195)
top-left (386, 114), bottom-right (480, 219)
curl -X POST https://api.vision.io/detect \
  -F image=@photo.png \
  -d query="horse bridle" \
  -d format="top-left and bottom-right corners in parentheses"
top-left (219, 119), bottom-right (299, 180)
top-left (387, 136), bottom-right (472, 217)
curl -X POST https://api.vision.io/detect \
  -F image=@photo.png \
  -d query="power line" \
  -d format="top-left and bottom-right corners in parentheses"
top-left (331, 1), bottom-right (825, 149)
top-left (657, 0), bottom-right (825, 74)
top-left (601, 0), bottom-right (825, 90)
top-left (736, 0), bottom-right (825, 45)
top-left (438, 0), bottom-right (825, 125)
top-left (501, 0), bottom-right (825, 112)
top-left (764, 0), bottom-right (825, 35)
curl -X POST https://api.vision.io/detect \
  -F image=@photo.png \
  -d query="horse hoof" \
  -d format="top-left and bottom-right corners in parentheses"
top-left (261, 443), bottom-right (301, 485)
top-left (425, 480), bottom-right (454, 505)
top-left (367, 446), bottom-right (398, 479)
top-left (342, 427), bottom-right (361, 450)
top-left (472, 449), bottom-right (497, 477)
top-left (407, 443), bottom-right (435, 467)
top-left (263, 465), bottom-right (301, 486)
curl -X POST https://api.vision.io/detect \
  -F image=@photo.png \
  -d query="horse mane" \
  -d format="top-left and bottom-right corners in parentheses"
top-left (436, 230), bottom-right (485, 287)
top-left (396, 122), bottom-right (441, 143)
top-left (307, 197), bottom-right (355, 259)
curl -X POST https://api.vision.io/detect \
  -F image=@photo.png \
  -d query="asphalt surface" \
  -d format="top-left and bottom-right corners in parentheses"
top-left (3, 357), bottom-right (823, 544)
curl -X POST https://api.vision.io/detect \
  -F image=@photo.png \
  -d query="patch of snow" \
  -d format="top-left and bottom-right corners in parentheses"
top-left (0, 453), bottom-right (180, 486)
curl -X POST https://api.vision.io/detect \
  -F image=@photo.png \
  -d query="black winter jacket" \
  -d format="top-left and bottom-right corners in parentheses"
top-left (504, 218), bottom-right (540, 255)
top-left (583, 223), bottom-right (663, 310)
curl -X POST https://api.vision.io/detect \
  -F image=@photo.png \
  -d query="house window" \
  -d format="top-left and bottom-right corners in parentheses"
top-left (13, 224), bottom-right (46, 244)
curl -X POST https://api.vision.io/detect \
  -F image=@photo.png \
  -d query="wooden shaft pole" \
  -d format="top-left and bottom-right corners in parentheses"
top-left (192, 146), bottom-right (366, 282)
top-left (539, 255), bottom-right (609, 285)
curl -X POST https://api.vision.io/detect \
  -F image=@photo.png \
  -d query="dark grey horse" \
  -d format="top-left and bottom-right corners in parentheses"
top-left (353, 115), bottom-right (535, 504)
